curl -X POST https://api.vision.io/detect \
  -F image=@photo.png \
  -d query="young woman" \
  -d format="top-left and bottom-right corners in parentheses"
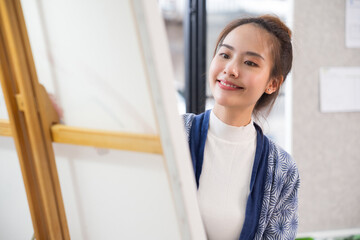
top-left (183, 15), bottom-right (300, 240)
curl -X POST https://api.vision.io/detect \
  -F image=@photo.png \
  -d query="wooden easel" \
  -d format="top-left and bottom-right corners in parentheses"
top-left (0, 0), bottom-right (162, 239)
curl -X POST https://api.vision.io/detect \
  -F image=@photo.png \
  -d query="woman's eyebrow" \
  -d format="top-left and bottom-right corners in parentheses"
top-left (219, 43), bottom-right (234, 51)
top-left (220, 44), bottom-right (265, 61)
top-left (244, 51), bottom-right (265, 61)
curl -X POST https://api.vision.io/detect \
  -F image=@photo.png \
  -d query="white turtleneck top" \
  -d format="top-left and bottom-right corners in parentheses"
top-left (197, 111), bottom-right (257, 240)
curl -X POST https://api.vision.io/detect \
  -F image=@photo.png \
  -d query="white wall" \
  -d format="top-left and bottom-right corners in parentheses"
top-left (293, 0), bottom-right (360, 233)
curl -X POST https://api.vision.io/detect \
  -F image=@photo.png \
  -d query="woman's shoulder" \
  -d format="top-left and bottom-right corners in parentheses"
top-left (267, 139), bottom-right (293, 163)
top-left (266, 137), bottom-right (299, 184)
top-left (182, 113), bottom-right (196, 126)
top-left (254, 122), bottom-right (297, 172)
top-left (182, 111), bottom-right (211, 141)
top-left (265, 137), bottom-right (298, 177)
top-left (182, 113), bottom-right (196, 141)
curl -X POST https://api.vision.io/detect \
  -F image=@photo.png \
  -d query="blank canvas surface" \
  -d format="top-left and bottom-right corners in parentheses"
top-left (0, 137), bottom-right (33, 240)
top-left (54, 143), bottom-right (181, 239)
top-left (21, 0), bottom-right (157, 134)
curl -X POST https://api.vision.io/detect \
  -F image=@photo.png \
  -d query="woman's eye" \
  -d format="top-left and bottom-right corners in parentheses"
top-left (219, 53), bottom-right (230, 59)
top-left (244, 61), bottom-right (258, 67)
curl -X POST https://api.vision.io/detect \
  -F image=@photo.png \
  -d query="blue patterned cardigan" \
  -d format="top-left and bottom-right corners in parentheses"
top-left (183, 110), bottom-right (300, 240)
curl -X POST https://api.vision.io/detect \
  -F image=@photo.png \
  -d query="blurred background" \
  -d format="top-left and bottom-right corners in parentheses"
top-left (159, 0), bottom-right (360, 239)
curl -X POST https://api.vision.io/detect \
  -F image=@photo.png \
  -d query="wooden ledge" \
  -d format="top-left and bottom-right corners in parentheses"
top-left (51, 124), bottom-right (162, 154)
top-left (0, 119), bottom-right (162, 154)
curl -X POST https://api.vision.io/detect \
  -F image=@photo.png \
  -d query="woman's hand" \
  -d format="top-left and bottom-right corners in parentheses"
top-left (48, 93), bottom-right (64, 120)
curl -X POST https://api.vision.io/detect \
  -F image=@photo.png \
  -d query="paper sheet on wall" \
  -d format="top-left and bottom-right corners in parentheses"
top-left (320, 67), bottom-right (360, 112)
top-left (346, 0), bottom-right (360, 48)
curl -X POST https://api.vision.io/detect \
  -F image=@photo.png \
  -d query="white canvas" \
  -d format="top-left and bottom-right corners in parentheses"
top-left (0, 137), bottom-right (33, 240)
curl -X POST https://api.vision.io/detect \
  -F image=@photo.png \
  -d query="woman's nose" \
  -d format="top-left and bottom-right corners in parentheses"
top-left (223, 62), bottom-right (239, 78)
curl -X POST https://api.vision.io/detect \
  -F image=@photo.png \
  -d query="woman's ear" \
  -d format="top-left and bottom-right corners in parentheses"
top-left (265, 76), bottom-right (283, 94)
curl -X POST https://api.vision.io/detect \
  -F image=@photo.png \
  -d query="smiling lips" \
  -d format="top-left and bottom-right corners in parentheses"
top-left (217, 79), bottom-right (244, 90)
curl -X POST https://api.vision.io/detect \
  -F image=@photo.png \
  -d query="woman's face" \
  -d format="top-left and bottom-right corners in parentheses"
top-left (209, 24), bottom-right (276, 112)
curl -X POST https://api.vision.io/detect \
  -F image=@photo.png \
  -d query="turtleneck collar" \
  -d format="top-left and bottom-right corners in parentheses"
top-left (209, 110), bottom-right (256, 143)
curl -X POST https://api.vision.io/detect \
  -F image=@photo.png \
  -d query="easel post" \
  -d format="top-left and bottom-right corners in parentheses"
top-left (0, 0), bottom-right (69, 239)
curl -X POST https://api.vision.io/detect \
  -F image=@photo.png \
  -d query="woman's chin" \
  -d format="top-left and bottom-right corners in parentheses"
top-left (214, 98), bottom-right (254, 112)
top-left (214, 98), bottom-right (239, 108)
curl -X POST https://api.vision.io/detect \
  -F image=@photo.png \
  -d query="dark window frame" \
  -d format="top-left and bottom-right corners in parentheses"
top-left (184, 0), bottom-right (207, 114)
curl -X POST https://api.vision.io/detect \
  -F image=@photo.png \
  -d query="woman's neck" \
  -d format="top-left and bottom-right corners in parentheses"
top-left (212, 104), bottom-right (253, 127)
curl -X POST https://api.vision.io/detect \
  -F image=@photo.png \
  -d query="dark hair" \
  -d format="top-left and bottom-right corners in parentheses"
top-left (213, 15), bottom-right (293, 115)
